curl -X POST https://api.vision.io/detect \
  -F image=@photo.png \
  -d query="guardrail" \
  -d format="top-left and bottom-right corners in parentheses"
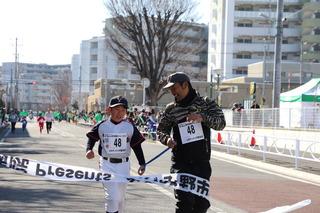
top-left (211, 130), bottom-right (320, 169)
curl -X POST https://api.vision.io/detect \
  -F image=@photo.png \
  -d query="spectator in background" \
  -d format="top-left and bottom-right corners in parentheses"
top-left (9, 109), bottom-right (18, 133)
top-left (250, 100), bottom-right (260, 109)
top-left (21, 116), bottom-right (27, 132)
top-left (147, 109), bottom-right (157, 140)
top-left (1, 108), bottom-right (6, 126)
top-left (95, 110), bottom-right (103, 123)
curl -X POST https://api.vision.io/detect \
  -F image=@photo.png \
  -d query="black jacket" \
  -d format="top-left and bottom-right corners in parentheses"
top-left (157, 89), bottom-right (225, 163)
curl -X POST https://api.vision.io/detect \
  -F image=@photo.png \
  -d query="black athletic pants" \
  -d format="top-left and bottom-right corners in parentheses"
top-left (171, 160), bottom-right (211, 213)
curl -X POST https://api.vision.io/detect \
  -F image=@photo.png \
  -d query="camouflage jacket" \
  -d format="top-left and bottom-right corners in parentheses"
top-left (157, 89), bottom-right (226, 163)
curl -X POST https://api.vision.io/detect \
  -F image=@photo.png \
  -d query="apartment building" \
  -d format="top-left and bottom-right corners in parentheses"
top-left (1, 62), bottom-right (71, 111)
top-left (74, 20), bottom-right (208, 111)
top-left (208, 0), bottom-right (303, 81)
top-left (302, 0), bottom-right (320, 64)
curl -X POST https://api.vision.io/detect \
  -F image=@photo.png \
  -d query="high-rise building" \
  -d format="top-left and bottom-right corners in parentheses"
top-left (208, 0), bottom-right (303, 81)
top-left (302, 0), bottom-right (320, 64)
top-left (1, 62), bottom-right (71, 111)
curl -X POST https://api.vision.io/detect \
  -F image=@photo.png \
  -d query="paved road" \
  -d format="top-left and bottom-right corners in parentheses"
top-left (0, 121), bottom-right (319, 212)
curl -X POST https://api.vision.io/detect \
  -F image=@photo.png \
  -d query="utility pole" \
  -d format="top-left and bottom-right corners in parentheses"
top-left (210, 68), bottom-right (213, 99)
top-left (10, 68), bottom-right (13, 110)
top-left (272, 0), bottom-right (284, 108)
top-left (299, 40), bottom-right (303, 85)
top-left (14, 37), bottom-right (19, 110)
top-left (216, 74), bottom-right (221, 106)
top-left (79, 66), bottom-right (82, 111)
top-left (262, 41), bottom-right (267, 107)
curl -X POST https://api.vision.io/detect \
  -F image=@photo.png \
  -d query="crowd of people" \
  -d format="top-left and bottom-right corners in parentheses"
top-left (0, 107), bottom-right (160, 139)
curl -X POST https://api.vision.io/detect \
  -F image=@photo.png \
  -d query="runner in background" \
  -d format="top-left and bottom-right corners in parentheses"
top-left (21, 116), bottom-right (27, 132)
top-left (45, 110), bottom-right (54, 134)
top-left (37, 113), bottom-right (45, 133)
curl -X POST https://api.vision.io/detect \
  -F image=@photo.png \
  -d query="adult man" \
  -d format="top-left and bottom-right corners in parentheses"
top-left (157, 72), bottom-right (226, 213)
top-left (86, 96), bottom-right (146, 213)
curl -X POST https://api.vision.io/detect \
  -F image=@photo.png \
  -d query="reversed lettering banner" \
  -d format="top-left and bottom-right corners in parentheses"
top-left (0, 154), bottom-right (209, 200)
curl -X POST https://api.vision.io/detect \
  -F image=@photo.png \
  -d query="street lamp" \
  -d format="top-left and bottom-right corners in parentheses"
top-left (212, 68), bottom-right (223, 106)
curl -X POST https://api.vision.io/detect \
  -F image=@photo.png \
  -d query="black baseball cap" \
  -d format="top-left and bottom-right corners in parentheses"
top-left (109, 96), bottom-right (128, 109)
top-left (163, 72), bottom-right (190, 89)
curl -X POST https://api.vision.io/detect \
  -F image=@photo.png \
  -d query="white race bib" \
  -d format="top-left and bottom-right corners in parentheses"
top-left (102, 133), bottom-right (127, 154)
top-left (178, 122), bottom-right (204, 144)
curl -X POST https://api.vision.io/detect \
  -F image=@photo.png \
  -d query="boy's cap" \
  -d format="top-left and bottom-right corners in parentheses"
top-left (163, 72), bottom-right (190, 89)
top-left (109, 96), bottom-right (128, 109)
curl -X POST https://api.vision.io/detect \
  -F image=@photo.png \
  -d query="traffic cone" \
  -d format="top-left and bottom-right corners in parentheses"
top-left (217, 132), bottom-right (224, 144)
top-left (250, 129), bottom-right (256, 146)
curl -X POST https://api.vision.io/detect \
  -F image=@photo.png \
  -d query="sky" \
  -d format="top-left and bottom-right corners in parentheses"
top-left (0, 0), bottom-right (210, 65)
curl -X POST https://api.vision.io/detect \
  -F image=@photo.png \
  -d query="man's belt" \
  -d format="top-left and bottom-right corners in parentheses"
top-left (103, 157), bottom-right (129, 163)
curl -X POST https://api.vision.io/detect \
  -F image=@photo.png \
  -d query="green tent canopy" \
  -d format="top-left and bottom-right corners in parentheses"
top-left (280, 78), bottom-right (320, 102)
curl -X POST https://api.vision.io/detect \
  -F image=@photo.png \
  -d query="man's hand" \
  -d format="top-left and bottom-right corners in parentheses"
top-left (138, 164), bottom-right (146, 176)
top-left (186, 113), bottom-right (203, 123)
top-left (166, 137), bottom-right (176, 148)
top-left (86, 150), bottom-right (95, 159)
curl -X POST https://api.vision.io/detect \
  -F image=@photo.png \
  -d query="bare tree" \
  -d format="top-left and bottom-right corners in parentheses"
top-left (52, 70), bottom-right (72, 111)
top-left (104, 0), bottom-right (202, 105)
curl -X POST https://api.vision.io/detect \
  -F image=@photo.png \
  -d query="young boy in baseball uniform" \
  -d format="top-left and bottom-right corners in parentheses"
top-left (86, 96), bottom-right (146, 213)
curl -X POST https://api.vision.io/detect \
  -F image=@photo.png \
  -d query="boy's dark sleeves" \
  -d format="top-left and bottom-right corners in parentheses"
top-left (132, 143), bottom-right (146, 166)
top-left (86, 122), bottom-right (101, 151)
top-left (130, 124), bottom-right (146, 165)
top-left (130, 125), bottom-right (145, 147)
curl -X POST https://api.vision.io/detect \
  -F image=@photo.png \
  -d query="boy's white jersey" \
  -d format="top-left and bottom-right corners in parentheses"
top-left (98, 119), bottom-right (133, 159)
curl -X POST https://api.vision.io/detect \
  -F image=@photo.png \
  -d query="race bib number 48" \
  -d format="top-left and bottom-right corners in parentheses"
top-left (103, 133), bottom-right (127, 154)
top-left (178, 122), bottom-right (204, 144)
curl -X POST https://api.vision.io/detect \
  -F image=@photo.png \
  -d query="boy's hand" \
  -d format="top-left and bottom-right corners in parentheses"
top-left (86, 150), bottom-right (95, 159)
top-left (138, 164), bottom-right (146, 175)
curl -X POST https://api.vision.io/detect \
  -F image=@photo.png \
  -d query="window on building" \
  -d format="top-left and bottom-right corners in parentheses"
top-left (314, 12), bottom-right (320, 19)
top-left (282, 55), bottom-right (288, 60)
top-left (90, 42), bottom-right (98, 49)
top-left (90, 54), bottom-right (98, 61)
top-left (236, 5), bottom-right (253, 11)
top-left (90, 67), bottom-right (97, 74)
top-left (235, 53), bottom-right (251, 59)
top-left (306, 72), bottom-right (313, 78)
top-left (232, 67), bottom-right (247, 75)
top-left (236, 37), bottom-right (252, 43)
top-left (282, 39), bottom-right (288, 44)
top-left (313, 28), bottom-right (320, 35)
top-left (313, 44), bottom-right (320, 51)
top-left (237, 22), bottom-right (252, 27)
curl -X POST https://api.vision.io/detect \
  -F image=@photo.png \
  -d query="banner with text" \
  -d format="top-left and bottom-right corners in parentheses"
top-left (0, 154), bottom-right (209, 200)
